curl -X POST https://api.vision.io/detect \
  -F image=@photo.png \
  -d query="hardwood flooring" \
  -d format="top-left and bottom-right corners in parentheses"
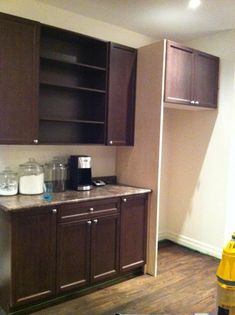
top-left (33, 241), bottom-right (219, 315)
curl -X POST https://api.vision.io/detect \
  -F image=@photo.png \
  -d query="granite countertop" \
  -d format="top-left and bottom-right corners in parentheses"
top-left (0, 184), bottom-right (151, 212)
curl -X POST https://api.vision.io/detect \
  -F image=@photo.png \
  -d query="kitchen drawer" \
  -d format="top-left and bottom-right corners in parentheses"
top-left (58, 198), bottom-right (120, 222)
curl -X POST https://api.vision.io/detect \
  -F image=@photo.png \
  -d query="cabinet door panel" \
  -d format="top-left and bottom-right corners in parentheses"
top-left (91, 214), bottom-right (119, 282)
top-left (0, 13), bottom-right (39, 144)
top-left (57, 219), bottom-right (90, 292)
top-left (194, 52), bottom-right (219, 108)
top-left (120, 195), bottom-right (147, 272)
top-left (12, 209), bottom-right (56, 306)
top-left (165, 41), bottom-right (194, 105)
top-left (107, 43), bottom-right (136, 145)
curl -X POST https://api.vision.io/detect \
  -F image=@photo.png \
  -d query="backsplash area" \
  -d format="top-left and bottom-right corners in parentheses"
top-left (0, 145), bottom-right (116, 177)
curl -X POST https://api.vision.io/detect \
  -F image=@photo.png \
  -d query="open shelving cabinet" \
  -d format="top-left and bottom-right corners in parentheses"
top-left (39, 25), bottom-right (108, 144)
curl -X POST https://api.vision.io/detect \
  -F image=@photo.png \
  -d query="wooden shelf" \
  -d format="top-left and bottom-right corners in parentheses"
top-left (40, 81), bottom-right (106, 94)
top-left (40, 55), bottom-right (107, 71)
top-left (40, 116), bottom-right (105, 125)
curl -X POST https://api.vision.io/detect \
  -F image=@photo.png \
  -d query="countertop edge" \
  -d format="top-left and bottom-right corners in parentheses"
top-left (0, 185), bottom-right (152, 212)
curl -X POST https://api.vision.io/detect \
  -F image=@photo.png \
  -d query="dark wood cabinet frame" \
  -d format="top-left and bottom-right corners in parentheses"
top-left (0, 193), bottom-right (149, 314)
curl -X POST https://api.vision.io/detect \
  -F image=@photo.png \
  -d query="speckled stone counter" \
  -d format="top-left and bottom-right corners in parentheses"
top-left (0, 184), bottom-right (151, 212)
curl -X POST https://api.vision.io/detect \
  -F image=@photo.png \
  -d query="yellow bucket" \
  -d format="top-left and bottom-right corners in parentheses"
top-left (217, 233), bottom-right (235, 315)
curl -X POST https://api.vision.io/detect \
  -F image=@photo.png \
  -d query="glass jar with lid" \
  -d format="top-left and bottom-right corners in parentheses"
top-left (19, 158), bottom-right (44, 195)
top-left (0, 168), bottom-right (18, 196)
top-left (44, 157), bottom-right (67, 192)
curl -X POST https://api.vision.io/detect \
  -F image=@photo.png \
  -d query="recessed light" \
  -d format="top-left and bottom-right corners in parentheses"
top-left (188, 0), bottom-right (201, 9)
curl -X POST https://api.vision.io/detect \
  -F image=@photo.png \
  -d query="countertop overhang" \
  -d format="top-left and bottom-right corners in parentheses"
top-left (0, 185), bottom-right (151, 212)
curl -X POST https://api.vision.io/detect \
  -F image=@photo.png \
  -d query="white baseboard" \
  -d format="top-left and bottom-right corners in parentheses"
top-left (158, 231), bottom-right (222, 259)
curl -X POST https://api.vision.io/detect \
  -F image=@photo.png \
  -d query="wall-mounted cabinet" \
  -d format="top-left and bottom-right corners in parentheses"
top-left (164, 40), bottom-right (219, 109)
top-left (107, 43), bottom-right (136, 146)
top-left (0, 13), bottom-right (39, 144)
top-left (39, 25), bottom-right (108, 144)
top-left (0, 13), bottom-right (137, 145)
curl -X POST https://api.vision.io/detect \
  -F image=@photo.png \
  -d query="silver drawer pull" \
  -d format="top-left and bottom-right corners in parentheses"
top-left (93, 219), bottom-right (98, 224)
top-left (109, 140), bottom-right (113, 145)
top-left (87, 220), bottom-right (92, 225)
top-left (195, 100), bottom-right (200, 104)
top-left (52, 209), bottom-right (57, 214)
top-left (123, 198), bottom-right (127, 202)
top-left (190, 100), bottom-right (195, 104)
top-left (89, 207), bottom-right (94, 212)
top-left (33, 139), bottom-right (38, 144)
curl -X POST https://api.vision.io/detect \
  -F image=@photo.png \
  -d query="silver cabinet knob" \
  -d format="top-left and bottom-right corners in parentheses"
top-left (89, 207), bottom-right (94, 212)
top-left (33, 139), bottom-right (38, 144)
top-left (109, 140), bottom-right (113, 145)
top-left (190, 100), bottom-right (195, 104)
top-left (93, 219), bottom-right (98, 224)
top-left (195, 101), bottom-right (200, 104)
top-left (87, 220), bottom-right (92, 225)
top-left (123, 198), bottom-right (127, 202)
top-left (52, 209), bottom-right (57, 214)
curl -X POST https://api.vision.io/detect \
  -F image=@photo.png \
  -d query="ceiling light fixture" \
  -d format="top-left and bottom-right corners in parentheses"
top-left (188, 0), bottom-right (201, 9)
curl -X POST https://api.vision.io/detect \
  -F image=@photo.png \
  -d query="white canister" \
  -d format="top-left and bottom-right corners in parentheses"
top-left (19, 158), bottom-right (44, 195)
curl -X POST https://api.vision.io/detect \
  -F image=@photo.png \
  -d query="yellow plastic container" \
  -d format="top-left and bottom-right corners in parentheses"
top-left (217, 233), bottom-right (235, 315)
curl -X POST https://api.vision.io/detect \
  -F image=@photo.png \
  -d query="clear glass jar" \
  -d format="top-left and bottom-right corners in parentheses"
top-left (44, 157), bottom-right (67, 192)
top-left (19, 158), bottom-right (44, 195)
top-left (0, 168), bottom-right (18, 196)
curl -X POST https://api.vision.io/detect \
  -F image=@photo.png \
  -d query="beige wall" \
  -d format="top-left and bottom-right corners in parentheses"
top-left (0, 0), bottom-right (154, 175)
top-left (160, 30), bottom-right (235, 256)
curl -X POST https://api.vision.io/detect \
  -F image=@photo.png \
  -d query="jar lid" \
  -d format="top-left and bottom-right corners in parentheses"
top-left (19, 158), bottom-right (43, 171)
top-left (45, 157), bottom-right (67, 169)
top-left (0, 167), bottom-right (17, 176)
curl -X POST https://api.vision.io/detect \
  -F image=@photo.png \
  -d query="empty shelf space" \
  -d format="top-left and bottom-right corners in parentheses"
top-left (40, 81), bottom-right (106, 94)
top-left (40, 55), bottom-right (106, 71)
top-left (39, 120), bottom-right (105, 144)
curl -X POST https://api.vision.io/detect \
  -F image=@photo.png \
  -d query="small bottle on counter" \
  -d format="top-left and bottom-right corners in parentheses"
top-left (19, 158), bottom-right (44, 195)
top-left (0, 168), bottom-right (18, 196)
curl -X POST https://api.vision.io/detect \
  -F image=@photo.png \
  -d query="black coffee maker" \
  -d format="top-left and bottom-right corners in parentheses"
top-left (69, 155), bottom-right (93, 191)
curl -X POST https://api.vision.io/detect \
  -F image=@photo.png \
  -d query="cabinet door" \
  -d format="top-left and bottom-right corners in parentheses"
top-left (57, 219), bottom-right (90, 293)
top-left (11, 208), bottom-right (56, 307)
top-left (107, 43), bottom-right (136, 146)
top-left (193, 51), bottom-right (219, 108)
top-left (165, 41), bottom-right (194, 105)
top-left (91, 214), bottom-right (120, 283)
top-left (0, 13), bottom-right (39, 144)
top-left (120, 195), bottom-right (148, 272)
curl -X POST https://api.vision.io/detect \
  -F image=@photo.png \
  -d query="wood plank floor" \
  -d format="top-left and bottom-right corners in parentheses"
top-left (33, 241), bottom-right (219, 315)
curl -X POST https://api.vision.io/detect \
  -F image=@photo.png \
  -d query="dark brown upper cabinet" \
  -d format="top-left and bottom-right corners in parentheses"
top-left (0, 13), bottom-right (39, 144)
top-left (164, 40), bottom-right (219, 109)
top-left (0, 12), bottom-right (137, 145)
top-left (39, 25), bottom-right (108, 144)
top-left (107, 43), bottom-right (137, 146)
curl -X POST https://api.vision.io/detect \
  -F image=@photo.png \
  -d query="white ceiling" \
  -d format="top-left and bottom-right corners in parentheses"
top-left (39, 0), bottom-right (235, 41)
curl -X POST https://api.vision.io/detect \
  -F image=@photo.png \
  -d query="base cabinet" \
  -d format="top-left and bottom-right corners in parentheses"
top-left (57, 219), bottom-right (90, 292)
top-left (91, 213), bottom-right (120, 283)
top-left (0, 193), bottom-right (148, 314)
top-left (120, 195), bottom-right (148, 272)
top-left (57, 200), bottom-right (120, 292)
top-left (12, 208), bottom-right (56, 307)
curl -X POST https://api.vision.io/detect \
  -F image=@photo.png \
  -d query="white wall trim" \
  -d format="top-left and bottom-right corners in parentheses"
top-left (159, 231), bottom-right (222, 259)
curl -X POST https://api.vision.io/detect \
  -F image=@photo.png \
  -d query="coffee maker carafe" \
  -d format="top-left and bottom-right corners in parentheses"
top-left (69, 155), bottom-right (92, 191)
